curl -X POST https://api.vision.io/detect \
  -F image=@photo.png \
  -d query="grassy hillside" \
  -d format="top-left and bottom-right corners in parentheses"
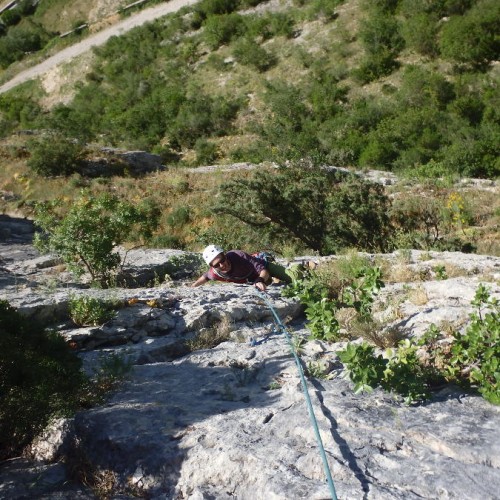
top-left (0, 0), bottom-right (498, 256)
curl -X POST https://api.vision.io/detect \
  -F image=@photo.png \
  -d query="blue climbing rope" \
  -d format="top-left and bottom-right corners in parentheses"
top-left (254, 289), bottom-right (338, 500)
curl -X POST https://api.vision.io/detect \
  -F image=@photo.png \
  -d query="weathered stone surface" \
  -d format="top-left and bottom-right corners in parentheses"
top-left (1, 215), bottom-right (499, 500)
top-left (64, 329), bottom-right (500, 500)
top-left (29, 418), bottom-right (74, 462)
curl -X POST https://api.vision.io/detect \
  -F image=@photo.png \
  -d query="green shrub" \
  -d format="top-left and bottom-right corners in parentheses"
top-left (68, 295), bottom-right (116, 326)
top-left (197, 0), bottom-right (240, 17)
top-left (0, 26), bottom-right (43, 68)
top-left (170, 92), bottom-right (241, 148)
top-left (33, 193), bottom-right (160, 286)
top-left (339, 284), bottom-right (499, 404)
top-left (27, 134), bottom-right (83, 177)
top-left (232, 37), bottom-right (276, 72)
top-left (194, 138), bottom-right (219, 165)
top-left (166, 205), bottom-right (191, 228)
top-left (398, 66), bottom-right (455, 110)
top-left (1, 9), bottom-right (21, 27)
top-left (203, 13), bottom-right (246, 49)
top-left (283, 259), bottom-right (384, 342)
top-left (0, 300), bottom-right (88, 460)
top-left (400, 12), bottom-right (439, 56)
top-left (438, 0), bottom-right (500, 67)
top-left (215, 160), bottom-right (393, 255)
top-left (353, 8), bottom-right (404, 82)
top-left (427, 284), bottom-right (500, 403)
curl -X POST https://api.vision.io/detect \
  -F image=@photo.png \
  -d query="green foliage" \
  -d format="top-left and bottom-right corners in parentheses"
top-left (33, 193), bottom-right (160, 286)
top-left (0, 0), bottom-right (496, 183)
top-left (354, 9), bottom-right (404, 82)
top-left (438, 0), bottom-right (500, 68)
top-left (68, 295), bottom-right (116, 326)
top-left (0, 91), bottom-right (42, 135)
top-left (338, 342), bottom-right (386, 394)
top-left (435, 284), bottom-right (500, 403)
top-left (1, 9), bottom-right (21, 27)
top-left (203, 12), bottom-right (246, 49)
top-left (339, 340), bottom-right (430, 403)
top-left (166, 205), bottom-right (191, 228)
top-left (343, 266), bottom-right (384, 317)
top-left (0, 300), bottom-right (88, 460)
top-left (339, 284), bottom-right (499, 405)
top-left (0, 25), bottom-right (44, 68)
top-left (27, 134), bottom-right (84, 176)
top-left (194, 138), bottom-right (219, 165)
top-left (306, 295), bottom-right (341, 341)
top-left (433, 265), bottom-right (448, 280)
top-left (215, 160), bottom-right (393, 255)
top-left (400, 11), bottom-right (439, 56)
top-left (232, 37), bottom-right (276, 72)
top-left (284, 260), bottom-right (384, 342)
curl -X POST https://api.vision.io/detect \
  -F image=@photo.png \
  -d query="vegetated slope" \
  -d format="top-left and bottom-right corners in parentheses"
top-left (0, 0), bottom-right (498, 261)
top-left (0, 0), bottom-right (499, 178)
top-left (1, 0), bottom-right (500, 177)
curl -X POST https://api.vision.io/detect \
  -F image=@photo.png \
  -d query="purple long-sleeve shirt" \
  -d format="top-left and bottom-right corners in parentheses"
top-left (203, 250), bottom-right (266, 283)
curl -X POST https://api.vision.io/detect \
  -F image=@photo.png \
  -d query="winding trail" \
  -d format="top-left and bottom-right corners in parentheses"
top-left (0, 0), bottom-right (199, 94)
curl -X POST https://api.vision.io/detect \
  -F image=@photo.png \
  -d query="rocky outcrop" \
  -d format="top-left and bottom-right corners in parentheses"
top-left (0, 215), bottom-right (499, 499)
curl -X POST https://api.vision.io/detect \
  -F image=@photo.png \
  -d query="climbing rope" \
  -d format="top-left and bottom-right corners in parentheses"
top-left (254, 288), bottom-right (338, 500)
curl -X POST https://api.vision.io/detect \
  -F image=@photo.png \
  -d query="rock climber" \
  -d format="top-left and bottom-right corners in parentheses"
top-left (191, 245), bottom-right (293, 291)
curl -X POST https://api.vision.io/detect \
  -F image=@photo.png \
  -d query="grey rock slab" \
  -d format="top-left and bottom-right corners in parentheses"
top-left (0, 458), bottom-right (93, 499)
top-left (64, 325), bottom-right (500, 500)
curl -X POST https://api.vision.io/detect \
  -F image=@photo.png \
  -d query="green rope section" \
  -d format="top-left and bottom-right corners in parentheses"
top-left (254, 289), bottom-right (338, 500)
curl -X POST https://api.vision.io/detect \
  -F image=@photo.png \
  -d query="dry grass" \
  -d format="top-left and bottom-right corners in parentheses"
top-left (384, 265), bottom-right (423, 284)
top-left (185, 315), bottom-right (234, 351)
top-left (408, 285), bottom-right (429, 306)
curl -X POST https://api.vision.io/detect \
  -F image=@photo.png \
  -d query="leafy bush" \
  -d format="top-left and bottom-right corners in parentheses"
top-left (194, 138), bottom-right (219, 165)
top-left (203, 13), bottom-right (246, 49)
top-left (339, 340), bottom-right (430, 404)
top-left (0, 9), bottom-right (21, 27)
top-left (0, 300), bottom-right (88, 460)
top-left (400, 11), bottom-right (439, 56)
top-left (283, 259), bottom-right (384, 342)
top-left (166, 205), bottom-right (191, 228)
top-left (68, 295), bottom-right (116, 326)
top-left (339, 284), bottom-right (499, 404)
top-left (0, 26), bottom-right (43, 68)
top-left (422, 284), bottom-right (499, 404)
top-left (215, 160), bottom-right (393, 255)
top-left (27, 134), bottom-right (83, 176)
top-left (354, 9), bottom-right (404, 82)
top-left (33, 193), bottom-right (160, 286)
top-left (232, 37), bottom-right (276, 72)
top-left (438, 0), bottom-right (500, 67)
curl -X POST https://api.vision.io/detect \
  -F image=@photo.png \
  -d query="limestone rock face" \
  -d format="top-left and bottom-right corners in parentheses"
top-left (1, 216), bottom-right (499, 500)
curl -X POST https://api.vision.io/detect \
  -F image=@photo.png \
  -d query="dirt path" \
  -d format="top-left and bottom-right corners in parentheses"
top-left (0, 0), bottom-right (199, 94)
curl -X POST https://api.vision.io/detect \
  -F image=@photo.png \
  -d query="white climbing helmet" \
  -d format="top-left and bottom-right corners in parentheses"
top-left (202, 244), bottom-right (224, 265)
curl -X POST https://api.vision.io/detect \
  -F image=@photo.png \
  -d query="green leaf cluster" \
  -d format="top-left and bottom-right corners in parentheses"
top-left (215, 160), bottom-right (393, 255)
top-left (33, 192), bottom-right (160, 286)
top-left (27, 133), bottom-right (84, 176)
top-left (68, 295), bottom-right (116, 326)
top-left (0, 300), bottom-right (88, 460)
top-left (436, 284), bottom-right (499, 403)
top-left (339, 284), bottom-right (500, 404)
top-left (284, 259), bottom-right (384, 342)
top-left (339, 340), bottom-right (431, 404)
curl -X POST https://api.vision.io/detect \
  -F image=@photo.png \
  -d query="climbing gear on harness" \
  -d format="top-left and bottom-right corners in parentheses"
top-left (254, 289), bottom-right (338, 500)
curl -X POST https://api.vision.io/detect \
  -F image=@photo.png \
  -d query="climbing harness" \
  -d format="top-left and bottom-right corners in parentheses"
top-left (253, 288), bottom-right (338, 500)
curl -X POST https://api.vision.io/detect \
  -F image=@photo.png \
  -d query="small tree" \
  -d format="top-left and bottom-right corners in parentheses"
top-left (27, 134), bottom-right (83, 177)
top-left (214, 160), bottom-right (393, 255)
top-left (0, 300), bottom-right (88, 460)
top-left (34, 193), bottom-right (160, 286)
